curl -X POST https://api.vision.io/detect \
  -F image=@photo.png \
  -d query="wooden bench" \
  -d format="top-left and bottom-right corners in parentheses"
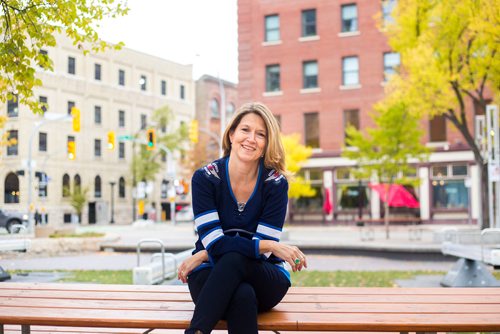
top-left (1, 282), bottom-right (500, 333)
top-left (355, 218), bottom-right (422, 241)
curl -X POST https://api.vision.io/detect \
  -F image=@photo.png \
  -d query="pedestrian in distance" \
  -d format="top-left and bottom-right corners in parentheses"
top-left (178, 102), bottom-right (307, 334)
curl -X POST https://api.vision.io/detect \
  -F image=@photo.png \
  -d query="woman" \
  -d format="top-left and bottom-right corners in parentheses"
top-left (178, 102), bottom-right (307, 334)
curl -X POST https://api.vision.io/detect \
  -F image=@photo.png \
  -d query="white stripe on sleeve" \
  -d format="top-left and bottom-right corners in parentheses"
top-left (201, 228), bottom-right (224, 249)
top-left (195, 211), bottom-right (220, 231)
top-left (256, 224), bottom-right (282, 240)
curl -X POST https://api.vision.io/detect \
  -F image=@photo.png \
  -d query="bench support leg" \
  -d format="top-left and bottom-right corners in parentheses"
top-left (441, 258), bottom-right (500, 287)
top-left (21, 325), bottom-right (30, 334)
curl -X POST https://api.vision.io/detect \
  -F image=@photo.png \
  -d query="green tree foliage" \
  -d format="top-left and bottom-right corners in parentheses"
top-left (131, 105), bottom-right (188, 185)
top-left (67, 185), bottom-right (89, 223)
top-left (342, 99), bottom-right (429, 238)
top-left (0, 0), bottom-right (128, 113)
top-left (384, 0), bottom-right (499, 229)
top-left (282, 133), bottom-right (315, 199)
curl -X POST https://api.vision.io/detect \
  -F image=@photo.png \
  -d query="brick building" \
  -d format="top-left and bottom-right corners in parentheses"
top-left (238, 0), bottom-right (481, 224)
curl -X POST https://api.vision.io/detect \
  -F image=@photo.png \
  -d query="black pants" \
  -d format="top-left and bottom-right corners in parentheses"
top-left (185, 252), bottom-right (290, 334)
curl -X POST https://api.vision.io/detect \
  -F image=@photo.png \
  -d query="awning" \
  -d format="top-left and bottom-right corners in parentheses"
top-left (368, 183), bottom-right (420, 208)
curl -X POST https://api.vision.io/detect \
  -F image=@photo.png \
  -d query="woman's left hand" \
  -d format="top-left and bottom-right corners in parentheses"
top-left (177, 250), bottom-right (208, 283)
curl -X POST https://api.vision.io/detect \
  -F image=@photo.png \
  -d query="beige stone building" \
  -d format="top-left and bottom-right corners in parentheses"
top-left (1, 34), bottom-right (195, 227)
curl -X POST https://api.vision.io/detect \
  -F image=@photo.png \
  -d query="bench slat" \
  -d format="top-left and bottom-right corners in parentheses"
top-left (3, 282), bottom-right (500, 295)
top-left (2, 289), bottom-right (499, 303)
top-left (2, 307), bottom-right (498, 332)
top-left (1, 297), bottom-right (500, 314)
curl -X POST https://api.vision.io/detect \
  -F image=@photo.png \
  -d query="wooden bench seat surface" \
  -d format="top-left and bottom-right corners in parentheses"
top-left (1, 283), bottom-right (500, 332)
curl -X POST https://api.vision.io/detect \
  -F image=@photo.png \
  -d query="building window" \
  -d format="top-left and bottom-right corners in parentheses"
top-left (293, 169), bottom-right (324, 212)
top-left (119, 110), bottom-right (125, 128)
top-left (7, 130), bottom-right (18, 156)
top-left (94, 175), bottom-right (101, 198)
top-left (303, 61), bottom-right (318, 89)
top-left (341, 4), bottom-right (358, 33)
top-left (343, 109), bottom-right (360, 145)
top-left (94, 139), bottom-right (101, 157)
top-left (180, 84), bottom-right (185, 99)
top-left (74, 174), bottom-right (81, 191)
top-left (119, 177), bottom-right (126, 198)
top-left (94, 63), bottom-right (101, 81)
top-left (383, 52), bottom-right (400, 81)
top-left (4, 172), bottom-right (20, 204)
top-left (140, 75), bottom-right (147, 91)
top-left (39, 96), bottom-right (48, 113)
top-left (227, 102), bottom-right (235, 115)
top-left (161, 80), bottom-right (167, 96)
top-left (62, 173), bottom-right (70, 197)
top-left (67, 101), bottom-right (75, 115)
top-left (304, 112), bottom-right (319, 148)
top-left (140, 114), bottom-right (147, 130)
top-left (210, 98), bottom-right (220, 118)
top-left (39, 132), bottom-right (47, 152)
top-left (7, 95), bottom-right (18, 117)
top-left (37, 171), bottom-right (48, 198)
top-left (429, 115), bottom-right (447, 142)
top-left (264, 14), bottom-right (280, 42)
top-left (301, 9), bottom-right (317, 37)
top-left (431, 164), bottom-right (469, 209)
top-left (382, 0), bottom-right (397, 26)
top-left (161, 180), bottom-right (168, 199)
top-left (265, 64), bottom-right (281, 92)
top-left (342, 56), bottom-right (359, 86)
top-left (94, 105), bottom-right (102, 125)
top-left (68, 56), bottom-right (76, 74)
top-left (119, 142), bottom-right (125, 159)
top-left (119, 69), bottom-right (125, 86)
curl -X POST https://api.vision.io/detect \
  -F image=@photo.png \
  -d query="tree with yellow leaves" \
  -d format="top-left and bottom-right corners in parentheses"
top-left (384, 0), bottom-right (499, 229)
top-left (282, 133), bottom-right (315, 199)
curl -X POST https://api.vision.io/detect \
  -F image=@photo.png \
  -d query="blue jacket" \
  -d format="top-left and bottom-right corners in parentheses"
top-left (191, 156), bottom-right (290, 280)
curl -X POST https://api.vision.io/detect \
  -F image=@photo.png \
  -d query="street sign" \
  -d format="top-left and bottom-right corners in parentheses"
top-left (118, 135), bottom-right (133, 141)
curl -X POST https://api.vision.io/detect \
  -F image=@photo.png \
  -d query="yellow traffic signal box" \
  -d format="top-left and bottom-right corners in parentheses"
top-left (71, 107), bottom-right (80, 132)
top-left (189, 120), bottom-right (198, 143)
top-left (146, 128), bottom-right (156, 150)
top-left (67, 141), bottom-right (76, 160)
top-left (107, 131), bottom-right (115, 150)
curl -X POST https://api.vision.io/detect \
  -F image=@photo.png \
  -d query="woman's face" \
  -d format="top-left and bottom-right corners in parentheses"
top-left (229, 113), bottom-right (267, 164)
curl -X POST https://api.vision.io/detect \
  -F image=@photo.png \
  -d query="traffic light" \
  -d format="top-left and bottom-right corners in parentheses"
top-left (67, 141), bottom-right (76, 160)
top-left (189, 120), bottom-right (198, 143)
top-left (71, 107), bottom-right (80, 132)
top-left (146, 128), bottom-right (156, 150)
top-left (107, 131), bottom-right (115, 150)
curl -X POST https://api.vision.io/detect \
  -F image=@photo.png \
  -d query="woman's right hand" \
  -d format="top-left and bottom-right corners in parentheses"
top-left (177, 250), bottom-right (208, 283)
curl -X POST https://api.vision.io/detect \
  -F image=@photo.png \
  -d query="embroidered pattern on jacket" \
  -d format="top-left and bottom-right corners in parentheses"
top-left (265, 169), bottom-right (284, 183)
top-left (203, 162), bottom-right (220, 179)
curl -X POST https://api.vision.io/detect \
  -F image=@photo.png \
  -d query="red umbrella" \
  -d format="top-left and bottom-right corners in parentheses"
top-left (368, 183), bottom-right (420, 208)
top-left (323, 188), bottom-right (333, 214)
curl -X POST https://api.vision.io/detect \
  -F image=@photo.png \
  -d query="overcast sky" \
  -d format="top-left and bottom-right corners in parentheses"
top-left (97, 0), bottom-right (238, 83)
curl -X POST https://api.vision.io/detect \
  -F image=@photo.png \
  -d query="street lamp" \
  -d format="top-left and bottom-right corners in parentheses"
top-left (109, 181), bottom-right (116, 224)
top-left (218, 75), bottom-right (226, 158)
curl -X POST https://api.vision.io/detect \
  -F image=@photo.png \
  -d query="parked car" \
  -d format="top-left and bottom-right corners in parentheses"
top-left (0, 209), bottom-right (28, 233)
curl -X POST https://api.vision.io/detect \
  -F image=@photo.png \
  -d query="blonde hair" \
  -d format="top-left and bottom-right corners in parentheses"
top-left (222, 102), bottom-right (288, 177)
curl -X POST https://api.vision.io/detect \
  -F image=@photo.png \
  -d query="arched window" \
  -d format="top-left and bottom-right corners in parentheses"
top-left (95, 175), bottom-right (101, 198)
top-left (226, 102), bottom-right (235, 117)
top-left (62, 174), bottom-right (70, 197)
top-left (210, 98), bottom-right (220, 118)
top-left (119, 177), bottom-right (126, 198)
top-left (4, 172), bottom-right (19, 203)
top-left (74, 174), bottom-right (81, 192)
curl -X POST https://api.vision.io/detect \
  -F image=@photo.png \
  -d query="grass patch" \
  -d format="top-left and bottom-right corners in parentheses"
top-left (49, 231), bottom-right (105, 238)
top-left (290, 270), bottom-right (446, 287)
